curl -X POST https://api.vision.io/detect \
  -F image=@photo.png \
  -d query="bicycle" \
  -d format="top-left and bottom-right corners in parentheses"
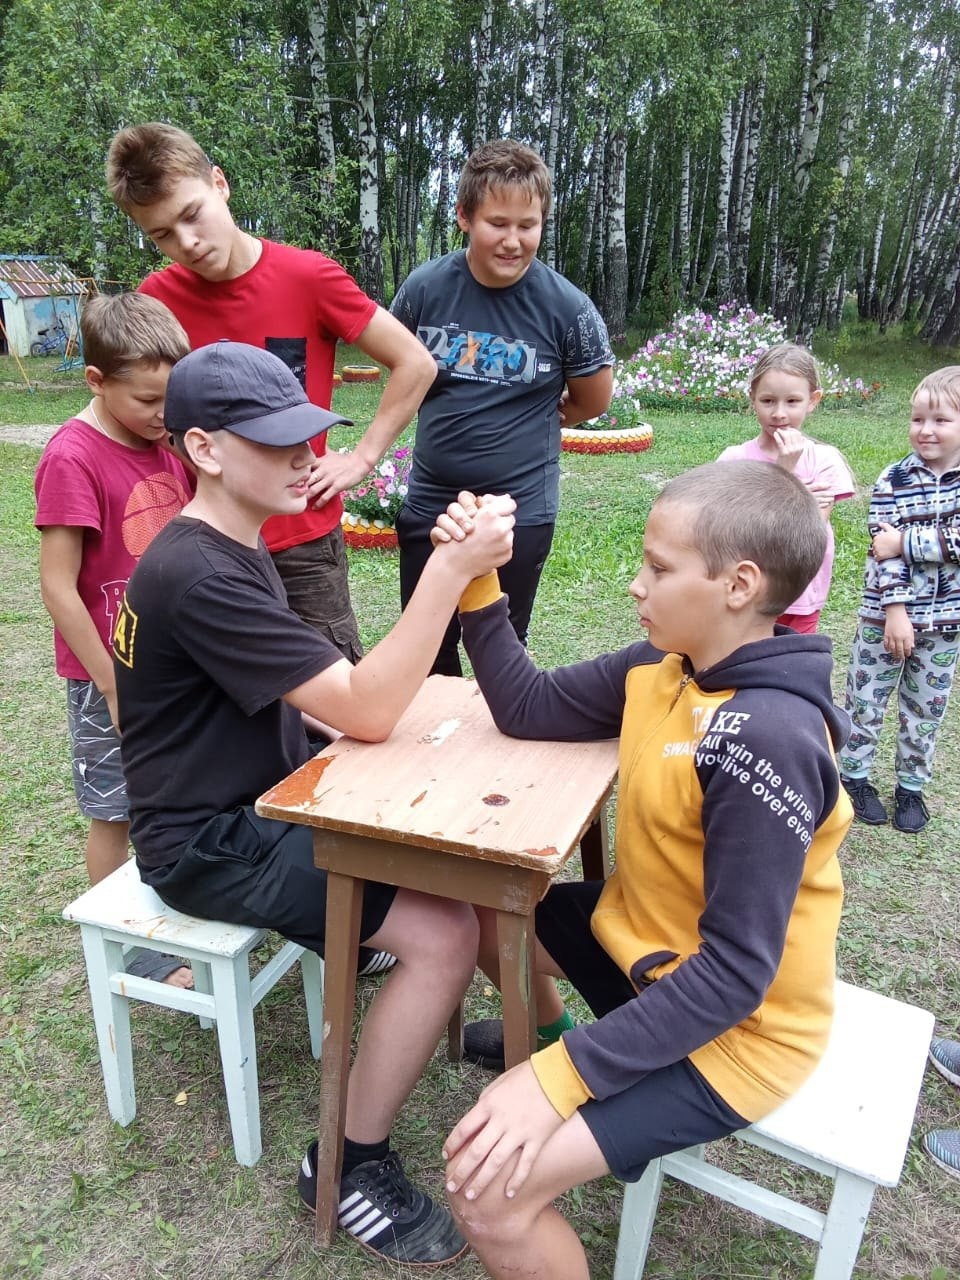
top-left (30, 315), bottom-right (70, 358)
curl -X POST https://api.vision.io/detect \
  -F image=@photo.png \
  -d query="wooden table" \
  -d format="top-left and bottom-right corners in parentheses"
top-left (256, 675), bottom-right (619, 1244)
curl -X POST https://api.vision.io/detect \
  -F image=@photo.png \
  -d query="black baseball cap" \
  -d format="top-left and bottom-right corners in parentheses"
top-left (164, 340), bottom-right (352, 445)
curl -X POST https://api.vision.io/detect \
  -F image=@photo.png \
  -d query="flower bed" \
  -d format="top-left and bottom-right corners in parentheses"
top-left (619, 304), bottom-right (877, 411)
top-left (340, 444), bottom-right (410, 549)
top-left (562, 390), bottom-right (654, 453)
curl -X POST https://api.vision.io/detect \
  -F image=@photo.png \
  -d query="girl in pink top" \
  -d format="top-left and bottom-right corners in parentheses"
top-left (717, 343), bottom-right (855, 632)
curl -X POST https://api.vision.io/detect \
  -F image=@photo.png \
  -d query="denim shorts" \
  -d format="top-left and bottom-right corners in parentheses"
top-left (66, 679), bottom-right (127, 821)
top-left (536, 881), bottom-right (746, 1181)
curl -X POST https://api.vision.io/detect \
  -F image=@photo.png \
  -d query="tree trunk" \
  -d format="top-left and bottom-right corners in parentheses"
top-left (630, 132), bottom-right (657, 313)
top-left (677, 142), bottom-right (691, 296)
top-left (307, 0), bottom-right (337, 247)
top-left (543, 34), bottom-right (564, 271)
top-left (355, 0), bottom-right (383, 302)
top-left (474, 0), bottom-right (494, 148)
top-left (699, 96), bottom-right (735, 305)
top-left (780, 0), bottom-right (836, 331)
top-left (732, 65), bottom-right (765, 302)
top-left (530, 0), bottom-right (547, 149)
top-left (576, 123), bottom-right (603, 288)
top-left (603, 125), bottom-right (628, 336)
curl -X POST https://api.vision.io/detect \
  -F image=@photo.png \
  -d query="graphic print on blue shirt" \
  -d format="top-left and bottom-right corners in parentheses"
top-left (418, 325), bottom-right (536, 384)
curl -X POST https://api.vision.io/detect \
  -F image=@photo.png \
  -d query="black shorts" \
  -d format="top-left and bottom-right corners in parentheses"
top-left (139, 806), bottom-right (396, 956)
top-left (535, 882), bottom-right (746, 1182)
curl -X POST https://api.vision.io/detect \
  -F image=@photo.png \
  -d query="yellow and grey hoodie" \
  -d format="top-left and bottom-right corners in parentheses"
top-left (459, 585), bottom-right (852, 1125)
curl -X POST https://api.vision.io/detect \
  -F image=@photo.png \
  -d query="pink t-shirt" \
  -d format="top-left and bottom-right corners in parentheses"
top-left (716, 436), bottom-right (855, 615)
top-left (35, 418), bottom-right (192, 678)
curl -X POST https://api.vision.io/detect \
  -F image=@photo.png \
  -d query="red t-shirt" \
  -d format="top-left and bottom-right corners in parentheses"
top-left (34, 419), bottom-right (192, 678)
top-left (139, 239), bottom-right (377, 550)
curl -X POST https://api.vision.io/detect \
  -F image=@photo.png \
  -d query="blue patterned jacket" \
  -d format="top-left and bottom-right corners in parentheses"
top-left (859, 452), bottom-right (960, 630)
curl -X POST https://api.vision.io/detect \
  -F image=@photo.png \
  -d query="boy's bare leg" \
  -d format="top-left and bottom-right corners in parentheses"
top-left (475, 904), bottom-right (567, 1025)
top-left (344, 889), bottom-right (479, 1141)
top-left (85, 817), bottom-right (130, 885)
top-left (448, 1110), bottom-right (609, 1280)
top-left (85, 819), bottom-right (193, 990)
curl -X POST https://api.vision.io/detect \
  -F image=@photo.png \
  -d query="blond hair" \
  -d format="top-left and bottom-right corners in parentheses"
top-left (456, 140), bottom-right (552, 220)
top-left (912, 365), bottom-right (960, 413)
top-left (106, 123), bottom-right (212, 211)
top-left (749, 343), bottom-right (821, 396)
top-left (655, 461), bottom-right (827, 617)
top-left (81, 293), bottom-right (190, 379)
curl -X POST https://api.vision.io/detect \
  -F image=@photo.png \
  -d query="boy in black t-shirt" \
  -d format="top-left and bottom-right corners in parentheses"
top-left (113, 340), bottom-right (516, 1267)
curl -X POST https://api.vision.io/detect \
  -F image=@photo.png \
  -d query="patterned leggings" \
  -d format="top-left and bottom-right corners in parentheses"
top-left (839, 622), bottom-right (959, 788)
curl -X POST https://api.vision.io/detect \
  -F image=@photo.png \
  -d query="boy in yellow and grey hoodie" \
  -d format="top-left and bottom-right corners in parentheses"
top-left (438, 461), bottom-right (853, 1280)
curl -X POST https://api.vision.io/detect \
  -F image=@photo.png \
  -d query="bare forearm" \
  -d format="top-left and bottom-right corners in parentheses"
top-left (42, 587), bottom-right (114, 691)
top-left (344, 555), bottom-right (472, 734)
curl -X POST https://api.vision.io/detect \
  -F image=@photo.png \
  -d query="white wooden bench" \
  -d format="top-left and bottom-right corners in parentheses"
top-left (614, 981), bottom-right (934, 1280)
top-left (63, 858), bottom-right (324, 1166)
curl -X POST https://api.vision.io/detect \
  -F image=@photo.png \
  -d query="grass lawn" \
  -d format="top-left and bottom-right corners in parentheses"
top-left (0, 332), bottom-right (958, 1280)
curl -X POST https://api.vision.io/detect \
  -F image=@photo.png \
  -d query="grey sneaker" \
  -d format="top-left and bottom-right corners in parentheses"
top-left (841, 777), bottom-right (888, 825)
top-left (929, 1038), bottom-right (960, 1087)
top-left (298, 1142), bottom-right (467, 1265)
top-left (892, 785), bottom-right (929, 833)
top-left (923, 1129), bottom-right (960, 1181)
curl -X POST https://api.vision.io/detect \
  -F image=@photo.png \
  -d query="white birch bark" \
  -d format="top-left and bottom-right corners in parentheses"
top-left (699, 95), bottom-right (735, 304)
top-left (732, 66), bottom-right (765, 301)
top-left (475, 0), bottom-right (494, 147)
top-left (604, 125), bottom-right (628, 336)
top-left (543, 35), bottom-right (564, 271)
top-left (307, 0), bottom-right (337, 243)
top-left (355, 0), bottom-right (383, 301)
top-left (530, 0), bottom-right (547, 148)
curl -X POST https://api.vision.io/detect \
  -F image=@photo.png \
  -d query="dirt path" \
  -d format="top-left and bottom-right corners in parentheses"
top-left (0, 423), bottom-right (59, 447)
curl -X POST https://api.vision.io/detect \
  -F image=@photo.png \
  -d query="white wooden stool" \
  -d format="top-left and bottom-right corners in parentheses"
top-left (614, 981), bottom-right (934, 1280)
top-left (63, 858), bottom-right (324, 1167)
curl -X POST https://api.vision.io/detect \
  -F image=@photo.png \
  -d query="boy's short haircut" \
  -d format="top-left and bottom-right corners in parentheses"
top-left (456, 140), bottom-right (552, 220)
top-left (106, 122), bottom-right (212, 211)
top-left (913, 364), bottom-right (960, 413)
top-left (656, 461), bottom-right (827, 617)
top-left (81, 293), bottom-right (191, 379)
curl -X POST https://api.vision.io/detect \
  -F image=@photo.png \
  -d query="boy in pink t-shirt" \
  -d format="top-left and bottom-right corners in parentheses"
top-left (718, 343), bottom-right (855, 632)
top-left (35, 294), bottom-right (192, 982)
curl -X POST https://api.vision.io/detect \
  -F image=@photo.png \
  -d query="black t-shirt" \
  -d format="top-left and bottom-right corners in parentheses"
top-left (113, 517), bottom-right (342, 868)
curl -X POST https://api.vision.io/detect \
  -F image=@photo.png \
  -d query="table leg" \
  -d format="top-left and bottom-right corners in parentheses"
top-left (314, 869), bottom-right (363, 1245)
top-left (496, 909), bottom-right (537, 1069)
top-left (580, 805), bottom-right (610, 881)
top-left (447, 999), bottom-right (464, 1062)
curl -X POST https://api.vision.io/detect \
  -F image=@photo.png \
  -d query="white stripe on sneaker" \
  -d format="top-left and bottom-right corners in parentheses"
top-left (339, 1190), bottom-right (392, 1242)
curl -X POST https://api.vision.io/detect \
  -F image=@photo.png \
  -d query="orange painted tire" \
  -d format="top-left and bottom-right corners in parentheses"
top-left (341, 365), bottom-right (381, 383)
top-left (332, 373), bottom-right (343, 387)
top-left (342, 520), bottom-right (398, 550)
top-left (560, 426), bottom-right (654, 454)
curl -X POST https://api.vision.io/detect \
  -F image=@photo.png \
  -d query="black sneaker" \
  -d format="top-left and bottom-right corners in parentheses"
top-left (893, 785), bottom-right (929, 833)
top-left (298, 1142), bottom-right (467, 1266)
top-left (462, 1018), bottom-right (505, 1073)
top-left (841, 777), bottom-right (888, 825)
top-left (357, 947), bottom-right (398, 977)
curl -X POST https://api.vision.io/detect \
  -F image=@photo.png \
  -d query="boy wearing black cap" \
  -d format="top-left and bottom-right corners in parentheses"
top-left (113, 341), bottom-right (516, 1267)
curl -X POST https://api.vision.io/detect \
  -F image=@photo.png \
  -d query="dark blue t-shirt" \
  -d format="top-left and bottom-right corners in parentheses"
top-left (391, 252), bottom-right (613, 524)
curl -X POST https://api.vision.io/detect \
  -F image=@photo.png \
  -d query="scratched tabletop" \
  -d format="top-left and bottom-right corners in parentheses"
top-left (257, 676), bottom-right (619, 873)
